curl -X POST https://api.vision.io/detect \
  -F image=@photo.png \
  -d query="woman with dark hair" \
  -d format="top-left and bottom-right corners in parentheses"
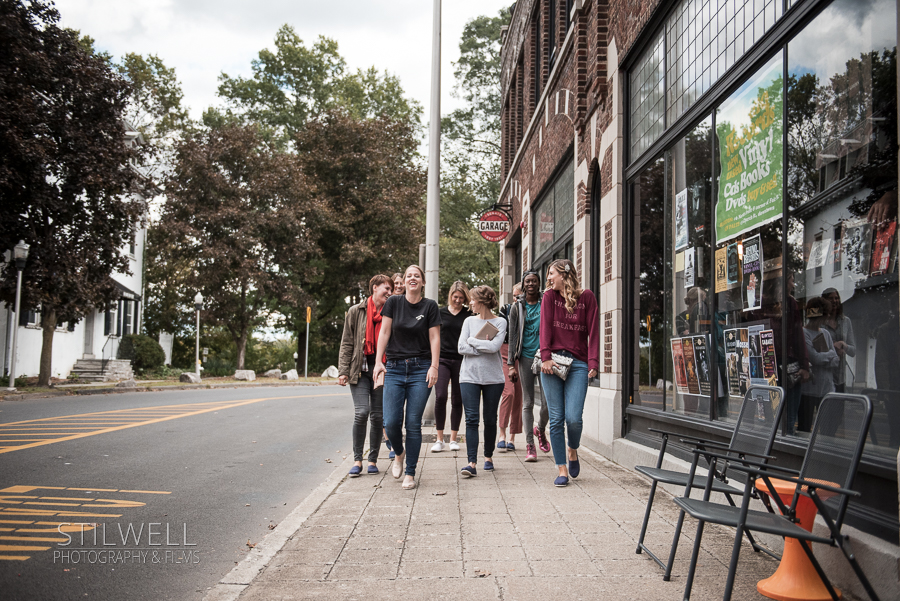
top-left (822, 287), bottom-right (856, 393)
top-left (338, 274), bottom-right (394, 477)
top-left (539, 259), bottom-right (599, 487)
top-left (457, 285), bottom-right (507, 476)
top-left (373, 265), bottom-right (441, 490)
top-left (798, 296), bottom-right (840, 432)
top-left (507, 270), bottom-right (549, 461)
top-left (432, 281), bottom-right (472, 453)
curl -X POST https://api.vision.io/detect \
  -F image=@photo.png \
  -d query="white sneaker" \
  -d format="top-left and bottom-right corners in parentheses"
top-left (431, 440), bottom-right (445, 452)
top-left (449, 440), bottom-right (460, 451)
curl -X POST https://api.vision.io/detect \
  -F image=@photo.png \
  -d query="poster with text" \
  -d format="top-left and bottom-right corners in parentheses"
top-left (843, 217), bottom-right (873, 281)
top-left (681, 337), bottom-right (701, 395)
top-left (684, 247), bottom-right (695, 288)
top-left (727, 243), bottom-right (740, 285)
top-left (760, 329), bottom-right (777, 380)
top-left (692, 335), bottom-right (712, 397)
top-left (715, 247), bottom-right (728, 292)
top-left (739, 328), bottom-right (751, 395)
top-left (871, 220), bottom-right (897, 276)
top-left (742, 234), bottom-right (763, 312)
top-left (675, 189), bottom-right (689, 251)
top-left (724, 329), bottom-right (742, 397)
top-left (715, 57), bottom-right (784, 245)
top-left (671, 338), bottom-right (689, 394)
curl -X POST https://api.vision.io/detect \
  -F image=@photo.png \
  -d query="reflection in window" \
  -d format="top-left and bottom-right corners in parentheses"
top-left (786, 0), bottom-right (898, 456)
top-left (631, 31), bottom-right (665, 159)
top-left (532, 158), bottom-right (575, 263)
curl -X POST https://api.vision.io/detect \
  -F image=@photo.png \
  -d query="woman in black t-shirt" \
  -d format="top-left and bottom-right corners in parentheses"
top-left (373, 265), bottom-right (442, 490)
top-left (432, 281), bottom-right (473, 453)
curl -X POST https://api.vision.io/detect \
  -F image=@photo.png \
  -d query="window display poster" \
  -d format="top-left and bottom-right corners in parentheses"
top-left (675, 189), bottom-right (689, 251)
top-left (843, 217), bottom-right (873, 280)
top-left (715, 58), bottom-right (784, 245)
top-left (806, 238), bottom-right (832, 272)
top-left (692, 335), bottom-right (712, 397)
top-left (724, 329), bottom-right (742, 397)
top-left (727, 243), bottom-right (740, 285)
top-left (742, 234), bottom-right (763, 312)
top-left (671, 338), bottom-right (689, 394)
top-left (715, 246), bottom-right (728, 292)
top-left (739, 328), bottom-right (751, 395)
top-left (870, 220), bottom-right (897, 276)
top-left (684, 247), bottom-right (695, 288)
top-left (760, 329), bottom-right (777, 380)
top-left (681, 337), bottom-right (701, 395)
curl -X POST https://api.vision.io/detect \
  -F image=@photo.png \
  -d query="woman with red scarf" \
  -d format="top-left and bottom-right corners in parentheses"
top-left (338, 274), bottom-right (394, 477)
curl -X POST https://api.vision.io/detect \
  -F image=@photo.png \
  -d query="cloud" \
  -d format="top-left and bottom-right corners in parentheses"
top-left (54, 0), bottom-right (513, 120)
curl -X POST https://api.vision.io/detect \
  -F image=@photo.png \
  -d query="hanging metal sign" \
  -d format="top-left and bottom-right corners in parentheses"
top-left (478, 209), bottom-right (512, 242)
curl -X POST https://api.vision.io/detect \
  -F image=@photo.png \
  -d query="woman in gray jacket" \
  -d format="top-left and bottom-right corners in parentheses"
top-left (507, 270), bottom-right (549, 462)
top-left (337, 274), bottom-right (394, 477)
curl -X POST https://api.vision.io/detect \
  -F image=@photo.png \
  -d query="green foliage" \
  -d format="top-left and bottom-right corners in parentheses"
top-left (215, 25), bottom-right (421, 147)
top-left (118, 334), bottom-right (166, 371)
top-left (437, 11), bottom-right (505, 300)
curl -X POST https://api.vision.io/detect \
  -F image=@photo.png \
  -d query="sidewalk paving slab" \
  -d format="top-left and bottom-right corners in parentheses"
top-left (204, 425), bottom-right (864, 601)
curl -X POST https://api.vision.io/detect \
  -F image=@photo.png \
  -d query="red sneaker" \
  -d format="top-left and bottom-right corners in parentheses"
top-left (525, 444), bottom-right (537, 462)
top-left (535, 426), bottom-right (550, 453)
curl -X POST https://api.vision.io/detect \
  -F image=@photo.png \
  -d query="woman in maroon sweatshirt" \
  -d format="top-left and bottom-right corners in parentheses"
top-left (539, 259), bottom-right (599, 487)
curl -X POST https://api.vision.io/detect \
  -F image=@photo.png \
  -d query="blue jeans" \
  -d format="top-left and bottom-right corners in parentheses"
top-left (383, 357), bottom-right (431, 477)
top-left (540, 356), bottom-right (589, 466)
top-left (460, 382), bottom-right (504, 464)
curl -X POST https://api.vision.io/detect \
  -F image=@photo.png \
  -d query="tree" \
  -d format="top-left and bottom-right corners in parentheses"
top-left (290, 109), bottom-right (425, 368)
top-left (0, 0), bottom-right (143, 386)
top-left (216, 25), bottom-right (421, 146)
top-left (157, 123), bottom-right (316, 369)
top-left (437, 12), bottom-right (506, 298)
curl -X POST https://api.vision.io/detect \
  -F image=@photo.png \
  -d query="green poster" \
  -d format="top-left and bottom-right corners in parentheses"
top-left (715, 58), bottom-right (784, 245)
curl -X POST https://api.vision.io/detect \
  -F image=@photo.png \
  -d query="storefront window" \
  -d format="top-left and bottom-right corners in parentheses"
top-left (785, 0), bottom-right (898, 455)
top-left (532, 157), bottom-right (575, 267)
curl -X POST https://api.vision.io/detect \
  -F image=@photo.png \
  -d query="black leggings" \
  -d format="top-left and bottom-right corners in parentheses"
top-left (435, 358), bottom-right (463, 431)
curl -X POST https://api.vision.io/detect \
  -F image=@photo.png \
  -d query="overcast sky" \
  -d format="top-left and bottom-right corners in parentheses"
top-left (53, 0), bottom-right (514, 123)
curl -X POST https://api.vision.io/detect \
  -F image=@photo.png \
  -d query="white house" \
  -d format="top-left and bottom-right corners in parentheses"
top-left (1, 130), bottom-right (150, 382)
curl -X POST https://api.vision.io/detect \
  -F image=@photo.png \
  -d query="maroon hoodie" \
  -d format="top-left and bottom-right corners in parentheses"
top-left (539, 289), bottom-right (600, 371)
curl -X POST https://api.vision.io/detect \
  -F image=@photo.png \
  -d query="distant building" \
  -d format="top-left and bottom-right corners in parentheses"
top-left (1, 129), bottom-right (149, 381)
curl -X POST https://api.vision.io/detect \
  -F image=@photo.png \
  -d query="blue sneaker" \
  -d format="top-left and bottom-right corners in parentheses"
top-left (496, 440), bottom-right (507, 451)
top-left (569, 453), bottom-right (580, 479)
top-left (554, 475), bottom-right (569, 487)
top-left (349, 465), bottom-right (362, 478)
top-left (460, 465), bottom-right (477, 477)
top-left (367, 465), bottom-right (379, 474)
top-left (506, 442), bottom-right (516, 452)
top-left (384, 438), bottom-right (395, 459)
top-left (483, 460), bottom-right (494, 471)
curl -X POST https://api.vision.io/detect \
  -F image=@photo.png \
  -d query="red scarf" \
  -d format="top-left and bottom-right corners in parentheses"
top-left (364, 297), bottom-right (383, 356)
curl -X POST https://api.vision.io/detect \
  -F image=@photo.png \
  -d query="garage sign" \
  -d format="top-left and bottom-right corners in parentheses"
top-left (478, 209), bottom-right (511, 242)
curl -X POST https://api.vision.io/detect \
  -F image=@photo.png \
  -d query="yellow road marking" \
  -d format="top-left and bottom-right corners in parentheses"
top-left (0, 394), bottom-right (343, 454)
top-left (0, 555), bottom-right (30, 560)
top-left (0, 535), bottom-right (67, 543)
top-left (0, 545), bottom-right (48, 551)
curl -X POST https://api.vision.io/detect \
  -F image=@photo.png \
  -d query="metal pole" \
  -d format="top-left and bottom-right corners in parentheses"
top-left (649, 340), bottom-right (652, 388)
top-left (7, 269), bottom-right (23, 391)
top-left (195, 309), bottom-right (200, 378)
top-left (424, 0), bottom-right (441, 300)
top-left (304, 321), bottom-right (309, 379)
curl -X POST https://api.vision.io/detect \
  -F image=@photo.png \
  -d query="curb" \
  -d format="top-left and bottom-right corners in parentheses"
top-left (0, 381), bottom-right (339, 401)
top-left (202, 454), bottom-right (355, 601)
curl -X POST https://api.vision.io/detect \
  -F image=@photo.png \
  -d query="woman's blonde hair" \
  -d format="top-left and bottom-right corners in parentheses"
top-left (468, 285), bottom-right (498, 310)
top-left (404, 264), bottom-right (425, 284)
top-left (547, 259), bottom-right (582, 313)
top-left (447, 280), bottom-right (470, 306)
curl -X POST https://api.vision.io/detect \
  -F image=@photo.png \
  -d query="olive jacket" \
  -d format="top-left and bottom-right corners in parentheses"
top-left (338, 298), bottom-right (370, 385)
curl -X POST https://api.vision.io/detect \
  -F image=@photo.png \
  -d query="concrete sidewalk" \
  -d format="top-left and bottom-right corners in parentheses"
top-left (206, 427), bottom-right (821, 601)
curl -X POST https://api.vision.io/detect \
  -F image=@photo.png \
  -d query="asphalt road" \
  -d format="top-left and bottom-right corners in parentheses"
top-left (0, 384), bottom-right (355, 601)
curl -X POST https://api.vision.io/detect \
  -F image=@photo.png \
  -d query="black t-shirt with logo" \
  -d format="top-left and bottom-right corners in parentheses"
top-left (439, 306), bottom-right (474, 362)
top-left (382, 295), bottom-right (442, 361)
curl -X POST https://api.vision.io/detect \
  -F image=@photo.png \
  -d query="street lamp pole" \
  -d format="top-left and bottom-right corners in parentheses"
top-left (7, 241), bottom-right (30, 392)
top-left (424, 0), bottom-right (441, 300)
top-left (194, 292), bottom-right (203, 378)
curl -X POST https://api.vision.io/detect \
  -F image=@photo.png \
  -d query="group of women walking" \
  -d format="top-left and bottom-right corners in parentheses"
top-left (337, 259), bottom-right (599, 490)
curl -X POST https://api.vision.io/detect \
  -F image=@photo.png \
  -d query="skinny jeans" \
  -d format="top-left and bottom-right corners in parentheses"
top-left (348, 357), bottom-right (383, 463)
top-left (434, 358), bottom-right (463, 432)
top-left (383, 357), bottom-right (431, 477)
top-left (540, 355), bottom-right (589, 466)
top-left (460, 382), bottom-right (504, 464)
top-left (518, 355), bottom-right (548, 446)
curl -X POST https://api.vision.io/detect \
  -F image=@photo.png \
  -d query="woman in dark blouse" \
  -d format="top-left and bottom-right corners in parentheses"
top-left (432, 281), bottom-right (473, 453)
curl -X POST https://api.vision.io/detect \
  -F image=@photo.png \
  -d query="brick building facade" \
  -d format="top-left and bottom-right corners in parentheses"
top-left (497, 0), bottom-right (900, 595)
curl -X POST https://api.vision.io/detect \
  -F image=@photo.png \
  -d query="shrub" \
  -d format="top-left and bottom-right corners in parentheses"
top-left (118, 334), bottom-right (166, 371)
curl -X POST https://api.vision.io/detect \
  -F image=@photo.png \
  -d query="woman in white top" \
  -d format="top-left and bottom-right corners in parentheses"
top-left (457, 285), bottom-right (507, 477)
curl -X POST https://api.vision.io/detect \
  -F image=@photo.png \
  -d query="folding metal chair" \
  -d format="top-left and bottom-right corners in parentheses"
top-left (675, 393), bottom-right (879, 601)
top-left (635, 385), bottom-right (785, 580)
